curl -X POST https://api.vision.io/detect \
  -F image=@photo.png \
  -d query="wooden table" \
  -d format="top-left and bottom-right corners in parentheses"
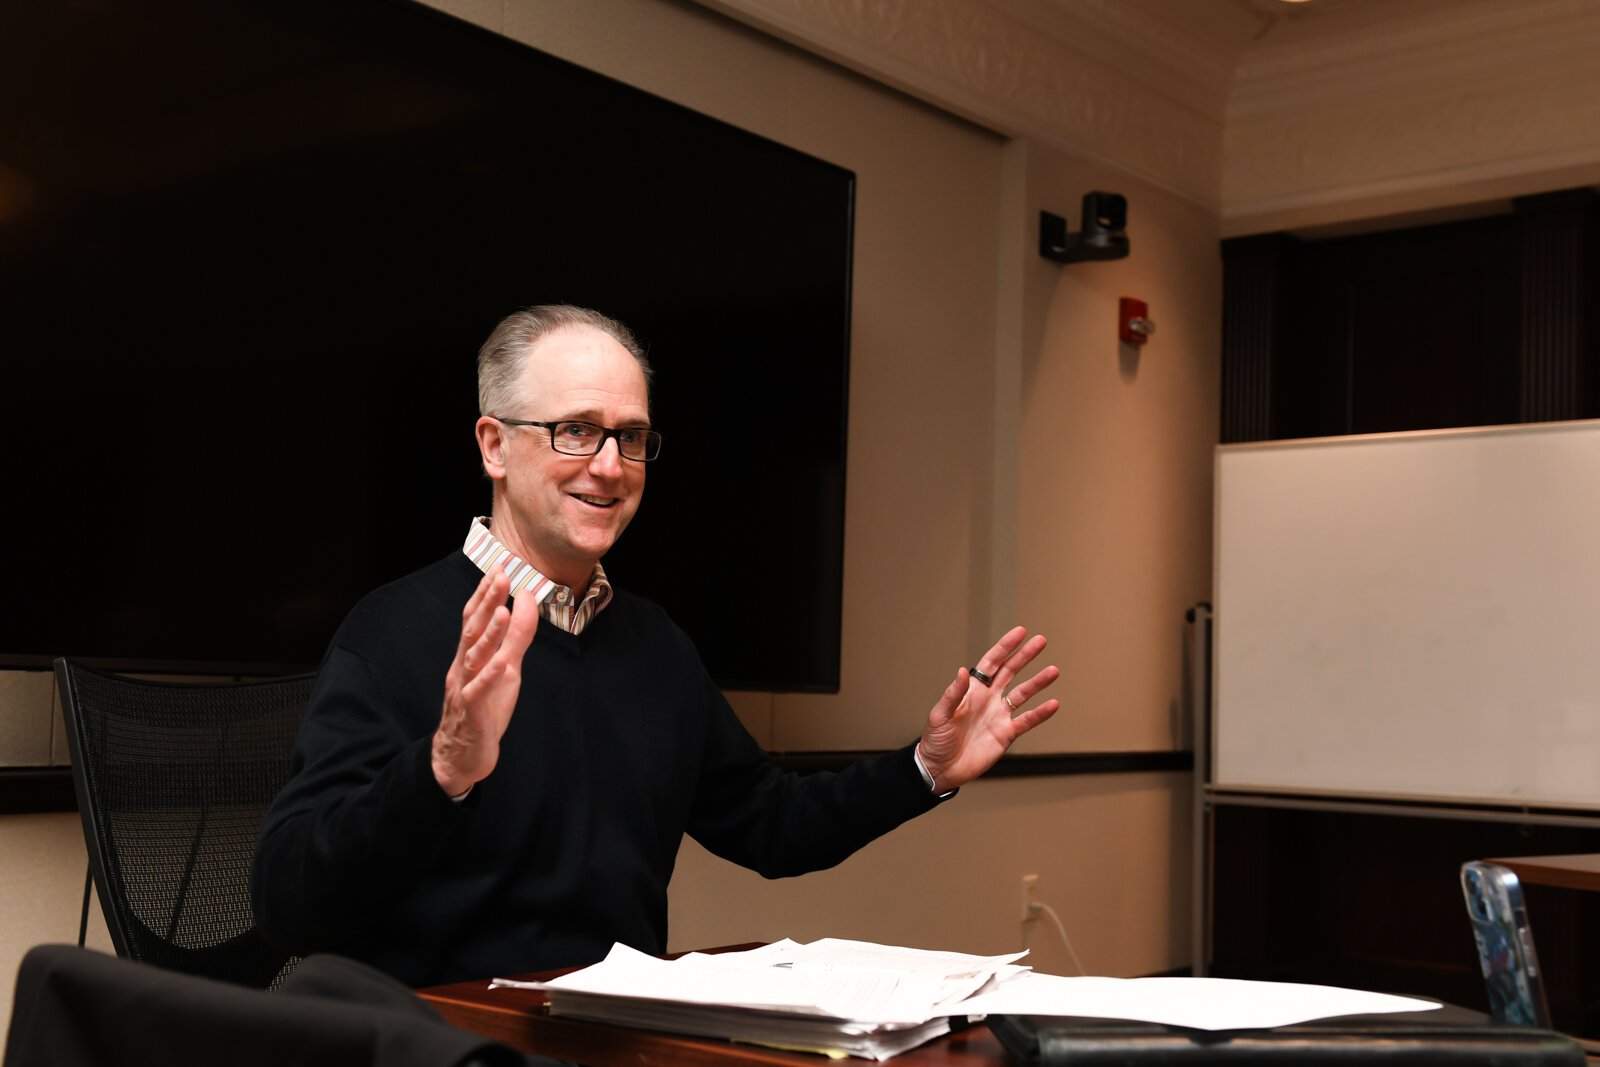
top-left (1487, 854), bottom-right (1600, 894)
top-left (418, 964), bottom-right (1012, 1066)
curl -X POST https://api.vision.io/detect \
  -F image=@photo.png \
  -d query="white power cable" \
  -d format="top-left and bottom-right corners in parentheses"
top-left (1027, 900), bottom-right (1086, 976)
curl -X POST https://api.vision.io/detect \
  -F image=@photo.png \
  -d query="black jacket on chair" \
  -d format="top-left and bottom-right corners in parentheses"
top-left (2, 946), bottom-right (560, 1067)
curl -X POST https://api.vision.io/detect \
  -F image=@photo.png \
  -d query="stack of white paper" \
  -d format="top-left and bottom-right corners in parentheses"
top-left (489, 939), bottom-right (1442, 1061)
top-left (491, 938), bottom-right (1029, 1061)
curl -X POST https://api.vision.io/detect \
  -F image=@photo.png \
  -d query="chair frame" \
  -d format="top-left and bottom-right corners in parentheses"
top-left (54, 658), bottom-right (315, 987)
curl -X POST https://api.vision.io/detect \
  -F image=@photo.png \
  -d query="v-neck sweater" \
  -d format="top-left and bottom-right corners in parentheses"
top-left (252, 551), bottom-right (941, 987)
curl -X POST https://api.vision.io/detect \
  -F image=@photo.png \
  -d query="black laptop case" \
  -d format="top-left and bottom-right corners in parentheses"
top-left (987, 1004), bottom-right (1586, 1066)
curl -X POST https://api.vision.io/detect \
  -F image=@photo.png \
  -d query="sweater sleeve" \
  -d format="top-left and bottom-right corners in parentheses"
top-left (251, 642), bottom-right (470, 956)
top-left (684, 677), bottom-right (947, 879)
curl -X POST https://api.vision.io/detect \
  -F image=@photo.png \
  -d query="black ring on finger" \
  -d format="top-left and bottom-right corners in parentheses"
top-left (969, 666), bottom-right (994, 686)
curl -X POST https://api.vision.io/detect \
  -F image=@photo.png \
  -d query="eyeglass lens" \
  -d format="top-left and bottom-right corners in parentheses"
top-left (549, 421), bottom-right (659, 460)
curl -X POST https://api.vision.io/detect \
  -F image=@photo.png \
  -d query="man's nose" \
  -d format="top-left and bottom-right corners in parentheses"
top-left (588, 437), bottom-right (625, 475)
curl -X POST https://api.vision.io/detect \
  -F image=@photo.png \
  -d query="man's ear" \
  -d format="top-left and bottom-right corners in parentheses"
top-left (475, 416), bottom-right (508, 479)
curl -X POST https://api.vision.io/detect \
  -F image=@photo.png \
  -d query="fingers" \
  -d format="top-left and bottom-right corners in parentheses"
top-left (456, 561), bottom-right (539, 684)
top-left (500, 585), bottom-right (540, 665)
top-left (1002, 664), bottom-right (1061, 708)
top-left (974, 627), bottom-right (1061, 733)
top-left (458, 566), bottom-right (509, 662)
top-left (436, 565), bottom-right (536, 796)
top-left (1007, 698), bottom-right (1061, 737)
top-left (458, 597), bottom-right (538, 702)
top-left (926, 667), bottom-right (970, 729)
top-left (972, 628), bottom-right (1052, 696)
top-left (458, 606), bottom-right (513, 697)
top-left (462, 599), bottom-right (512, 676)
top-left (970, 626), bottom-right (1026, 684)
top-left (999, 634), bottom-right (1049, 686)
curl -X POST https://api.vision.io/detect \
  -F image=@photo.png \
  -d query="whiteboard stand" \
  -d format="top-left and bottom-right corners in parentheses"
top-left (1201, 422), bottom-right (1600, 987)
top-left (1187, 601), bottom-right (1213, 978)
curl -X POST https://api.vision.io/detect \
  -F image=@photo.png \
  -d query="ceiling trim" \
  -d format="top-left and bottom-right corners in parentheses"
top-left (693, 0), bottom-right (1224, 209)
top-left (694, 0), bottom-right (1600, 235)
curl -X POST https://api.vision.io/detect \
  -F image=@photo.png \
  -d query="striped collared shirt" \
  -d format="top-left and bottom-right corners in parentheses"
top-left (461, 517), bottom-right (613, 635)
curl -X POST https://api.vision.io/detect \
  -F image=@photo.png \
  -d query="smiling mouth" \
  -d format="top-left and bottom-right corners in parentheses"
top-left (573, 493), bottom-right (618, 509)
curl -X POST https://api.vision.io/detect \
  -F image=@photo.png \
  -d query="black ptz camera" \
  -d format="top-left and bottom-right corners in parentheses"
top-left (1039, 191), bottom-right (1129, 263)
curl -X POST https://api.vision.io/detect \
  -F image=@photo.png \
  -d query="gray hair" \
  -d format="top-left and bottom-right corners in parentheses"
top-left (476, 304), bottom-right (652, 416)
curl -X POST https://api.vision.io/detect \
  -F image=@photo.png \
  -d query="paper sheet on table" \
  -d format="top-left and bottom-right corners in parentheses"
top-left (685, 939), bottom-right (1030, 1012)
top-left (492, 940), bottom-right (1027, 1025)
top-left (699, 937), bottom-right (1028, 977)
top-left (956, 973), bottom-right (1441, 1031)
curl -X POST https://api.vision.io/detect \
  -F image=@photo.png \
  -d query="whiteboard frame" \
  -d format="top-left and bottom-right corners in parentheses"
top-left (1212, 419), bottom-right (1600, 811)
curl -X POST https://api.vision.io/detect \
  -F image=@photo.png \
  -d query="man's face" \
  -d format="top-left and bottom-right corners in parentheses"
top-left (479, 325), bottom-right (649, 589)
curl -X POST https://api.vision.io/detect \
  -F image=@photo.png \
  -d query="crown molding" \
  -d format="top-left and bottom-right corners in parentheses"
top-left (1224, 0), bottom-right (1600, 228)
top-left (1232, 0), bottom-right (1600, 115)
top-left (693, 0), bottom-right (1225, 209)
top-left (692, 0), bottom-right (1600, 234)
top-left (997, 0), bottom-right (1245, 113)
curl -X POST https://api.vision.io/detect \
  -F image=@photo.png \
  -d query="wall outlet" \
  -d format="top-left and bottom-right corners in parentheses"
top-left (1020, 873), bottom-right (1039, 922)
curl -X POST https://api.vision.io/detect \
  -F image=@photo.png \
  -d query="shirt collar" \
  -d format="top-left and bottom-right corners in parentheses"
top-left (460, 517), bottom-right (613, 629)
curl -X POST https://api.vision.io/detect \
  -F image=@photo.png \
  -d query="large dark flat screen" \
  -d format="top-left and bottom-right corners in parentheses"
top-left (0, 0), bottom-right (852, 690)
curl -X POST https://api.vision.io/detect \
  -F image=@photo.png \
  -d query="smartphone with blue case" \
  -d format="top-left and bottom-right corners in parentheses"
top-left (1460, 861), bottom-right (1551, 1027)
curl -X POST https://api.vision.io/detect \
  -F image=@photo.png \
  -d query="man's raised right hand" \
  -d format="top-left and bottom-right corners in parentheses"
top-left (431, 562), bottom-right (539, 797)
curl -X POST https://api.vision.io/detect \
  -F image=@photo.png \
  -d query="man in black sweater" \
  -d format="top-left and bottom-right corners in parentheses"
top-left (251, 305), bottom-right (1060, 987)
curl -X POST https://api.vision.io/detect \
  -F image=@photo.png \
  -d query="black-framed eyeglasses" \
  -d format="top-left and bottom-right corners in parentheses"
top-left (494, 418), bottom-right (663, 462)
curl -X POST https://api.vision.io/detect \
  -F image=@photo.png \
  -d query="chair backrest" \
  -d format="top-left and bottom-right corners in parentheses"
top-left (54, 659), bottom-right (316, 989)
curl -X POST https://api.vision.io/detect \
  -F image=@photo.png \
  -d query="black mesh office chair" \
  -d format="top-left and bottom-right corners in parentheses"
top-left (54, 659), bottom-right (315, 989)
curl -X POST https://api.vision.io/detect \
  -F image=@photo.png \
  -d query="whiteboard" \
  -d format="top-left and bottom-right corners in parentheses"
top-left (1213, 420), bottom-right (1600, 809)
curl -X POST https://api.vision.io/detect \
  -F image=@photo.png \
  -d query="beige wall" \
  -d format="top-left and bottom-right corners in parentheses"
top-left (1012, 144), bottom-right (1221, 755)
top-left (434, 0), bottom-right (1213, 981)
top-left (0, 0), bottom-right (1213, 1034)
top-left (669, 772), bottom-right (1190, 980)
top-left (0, 814), bottom-right (113, 1033)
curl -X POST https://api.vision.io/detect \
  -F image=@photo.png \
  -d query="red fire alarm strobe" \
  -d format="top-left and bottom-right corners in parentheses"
top-left (1119, 297), bottom-right (1155, 345)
